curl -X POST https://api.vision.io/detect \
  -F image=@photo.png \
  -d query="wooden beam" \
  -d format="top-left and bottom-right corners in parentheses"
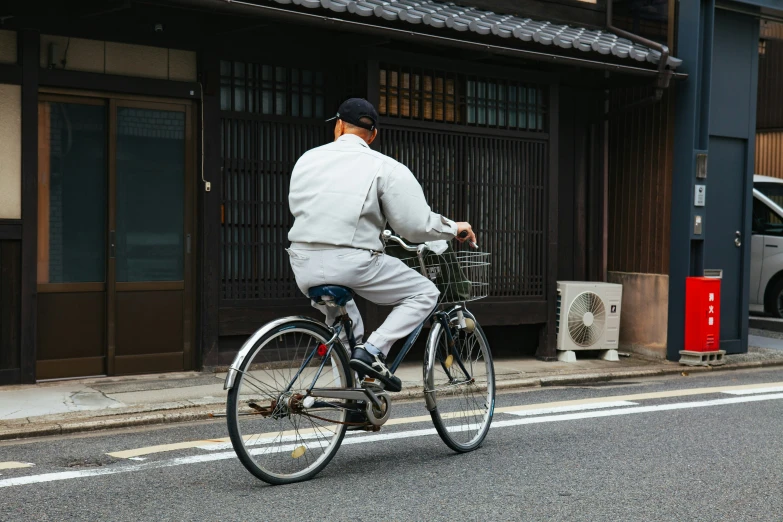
top-left (574, 96), bottom-right (588, 281)
top-left (39, 68), bottom-right (201, 101)
top-left (0, 241), bottom-right (22, 382)
top-left (19, 29), bottom-right (39, 384)
top-left (0, 369), bottom-right (21, 386)
top-left (218, 299), bottom-right (549, 337)
top-left (0, 63), bottom-right (22, 85)
top-left (537, 82), bottom-right (560, 361)
top-left (37, 102), bottom-right (50, 284)
top-left (199, 46), bottom-right (222, 368)
top-left (219, 303), bottom-right (318, 337)
top-left (0, 223), bottom-right (22, 240)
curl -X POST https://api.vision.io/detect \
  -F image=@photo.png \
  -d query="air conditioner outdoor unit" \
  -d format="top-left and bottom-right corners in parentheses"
top-left (556, 281), bottom-right (623, 363)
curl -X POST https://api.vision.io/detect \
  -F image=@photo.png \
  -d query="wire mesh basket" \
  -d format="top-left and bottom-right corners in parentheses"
top-left (399, 250), bottom-right (491, 304)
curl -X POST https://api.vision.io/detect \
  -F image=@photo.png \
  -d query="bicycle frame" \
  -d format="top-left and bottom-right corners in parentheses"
top-left (296, 306), bottom-right (469, 417)
top-left (224, 231), bottom-right (474, 399)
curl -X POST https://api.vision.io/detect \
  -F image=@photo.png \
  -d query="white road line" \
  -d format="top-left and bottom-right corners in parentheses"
top-left (198, 400), bottom-right (639, 451)
top-left (504, 401), bottom-right (637, 416)
top-left (6, 392), bottom-right (783, 489)
top-left (723, 386), bottom-right (783, 396)
top-left (108, 382), bottom-right (783, 460)
top-left (490, 393), bottom-right (783, 428)
top-left (0, 453), bottom-right (239, 488)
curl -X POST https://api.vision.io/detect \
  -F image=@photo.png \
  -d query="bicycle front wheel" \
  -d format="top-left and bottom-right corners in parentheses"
top-left (424, 309), bottom-right (495, 452)
top-left (226, 319), bottom-right (353, 485)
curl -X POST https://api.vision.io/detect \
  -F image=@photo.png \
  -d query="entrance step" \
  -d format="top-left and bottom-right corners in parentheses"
top-left (678, 350), bottom-right (726, 366)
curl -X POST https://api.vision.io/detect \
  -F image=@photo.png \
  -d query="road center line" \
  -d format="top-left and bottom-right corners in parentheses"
top-left (7, 391), bottom-right (782, 489)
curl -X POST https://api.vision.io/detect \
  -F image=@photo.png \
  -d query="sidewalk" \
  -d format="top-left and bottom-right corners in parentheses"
top-left (3, 345), bottom-right (783, 441)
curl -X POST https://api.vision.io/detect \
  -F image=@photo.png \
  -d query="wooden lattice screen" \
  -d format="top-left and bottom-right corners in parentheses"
top-left (377, 126), bottom-right (547, 298)
top-left (219, 59), bottom-right (548, 303)
top-left (221, 117), bottom-right (330, 300)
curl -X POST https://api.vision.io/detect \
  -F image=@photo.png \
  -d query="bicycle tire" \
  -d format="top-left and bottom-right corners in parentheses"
top-left (226, 319), bottom-right (354, 485)
top-left (424, 309), bottom-right (495, 453)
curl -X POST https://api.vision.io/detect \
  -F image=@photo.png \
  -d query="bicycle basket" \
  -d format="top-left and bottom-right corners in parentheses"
top-left (385, 244), bottom-right (490, 304)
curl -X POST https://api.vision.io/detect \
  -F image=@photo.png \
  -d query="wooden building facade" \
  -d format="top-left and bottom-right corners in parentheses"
top-left (0, 0), bottom-right (679, 384)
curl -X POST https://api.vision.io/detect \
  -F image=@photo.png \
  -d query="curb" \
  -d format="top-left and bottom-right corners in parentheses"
top-left (749, 316), bottom-right (783, 333)
top-left (3, 358), bottom-right (783, 442)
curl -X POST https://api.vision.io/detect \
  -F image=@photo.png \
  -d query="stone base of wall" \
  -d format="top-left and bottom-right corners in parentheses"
top-left (607, 271), bottom-right (669, 359)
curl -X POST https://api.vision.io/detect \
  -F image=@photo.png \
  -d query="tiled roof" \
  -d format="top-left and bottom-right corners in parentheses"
top-left (269, 0), bottom-right (682, 69)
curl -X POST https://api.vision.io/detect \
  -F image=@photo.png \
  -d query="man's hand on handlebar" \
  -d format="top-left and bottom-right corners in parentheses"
top-left (455, 222), bottom-right (478, 248)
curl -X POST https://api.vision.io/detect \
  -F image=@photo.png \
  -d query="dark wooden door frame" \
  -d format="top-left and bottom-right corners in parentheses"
top-left (538, 82), bottom-right (560, 360)
top-left (107, 97), bottom-right (197, 374)
top-left (20, 29), bottom-right (40, 384)
top-left (18, 29), bottom-right (202, 382)
top-left (32, 91), bottom-right (198, 379)
top-left (199, 46), bottom-right (222, 369)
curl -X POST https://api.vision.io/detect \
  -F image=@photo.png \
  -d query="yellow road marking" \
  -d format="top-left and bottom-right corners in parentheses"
top-left (108, 380), bottom-right (783, 459)
top-left (0, 462), bottom-right (34, 470)
top-left (108, 441), bottom-right (215, 459)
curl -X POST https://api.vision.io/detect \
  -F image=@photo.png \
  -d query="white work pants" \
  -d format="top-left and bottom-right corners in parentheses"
top-left (286, 247), bottom-right (439, 355)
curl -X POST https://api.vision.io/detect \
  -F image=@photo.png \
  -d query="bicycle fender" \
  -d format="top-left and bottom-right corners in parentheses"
top-left (223, 316), bottom-right (331, 391)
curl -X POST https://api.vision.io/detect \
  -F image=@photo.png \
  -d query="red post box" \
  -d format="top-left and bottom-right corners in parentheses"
top-left (684, 277), bottom-right (721, 352)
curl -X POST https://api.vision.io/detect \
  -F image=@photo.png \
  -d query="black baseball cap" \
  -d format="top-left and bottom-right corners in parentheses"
top-left (326, 98), bottom-right (379, 131)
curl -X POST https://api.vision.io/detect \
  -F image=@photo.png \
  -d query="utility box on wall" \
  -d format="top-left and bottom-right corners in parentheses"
top-left (681, 276), bottom-right (725, 366)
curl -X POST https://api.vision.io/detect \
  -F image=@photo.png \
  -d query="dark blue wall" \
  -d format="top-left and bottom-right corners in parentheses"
top-left (668, 1), bottom-right (765, 359)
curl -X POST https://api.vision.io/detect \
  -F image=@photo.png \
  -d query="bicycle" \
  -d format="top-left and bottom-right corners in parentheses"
top-left (223, 230), bottom-right (495, 485)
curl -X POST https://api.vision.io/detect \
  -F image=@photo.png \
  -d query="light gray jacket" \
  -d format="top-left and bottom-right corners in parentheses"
top-left (288, 134), bottom-right (458, 251)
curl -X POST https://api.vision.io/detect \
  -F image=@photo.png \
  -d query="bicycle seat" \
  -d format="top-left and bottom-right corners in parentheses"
top-left (308, 285), bottom-right (355, 307)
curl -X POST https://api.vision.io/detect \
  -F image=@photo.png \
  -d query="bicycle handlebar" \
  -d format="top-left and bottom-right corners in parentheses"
top-left (382, 230), bottom-right (420, 252)
top-left (382, 229), bottom-right (478, 251)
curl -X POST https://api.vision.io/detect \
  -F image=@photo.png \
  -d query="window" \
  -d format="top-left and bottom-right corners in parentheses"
top-left (379, 65), bottom-right (547, 131)
top-left (220, 60), bottom-right (325, 118)
top-left (37, 101), bottom-right (107, 284)
top-left (379, 68), bottom-right (459, 123)
top-left (755, 182), bottom-right (783, 210)
top-left (466, 80), bottom-right (545, 131)
top-left (753, 197), bottom-right (783, 235)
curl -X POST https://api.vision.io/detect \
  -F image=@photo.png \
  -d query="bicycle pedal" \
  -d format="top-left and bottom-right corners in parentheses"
top-left (360, 377), bottom-right (384, 390)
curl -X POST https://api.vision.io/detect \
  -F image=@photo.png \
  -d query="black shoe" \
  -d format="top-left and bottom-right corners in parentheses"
top-left (349, 346), bottom-right (402, 393)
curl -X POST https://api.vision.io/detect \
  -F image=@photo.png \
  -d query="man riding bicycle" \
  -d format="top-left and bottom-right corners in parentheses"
top-left (287, 98), bottom-right (477, 392)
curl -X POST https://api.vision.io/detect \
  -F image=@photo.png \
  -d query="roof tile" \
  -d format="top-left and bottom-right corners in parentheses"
top-left (275, 0), bottom-right (681, 69)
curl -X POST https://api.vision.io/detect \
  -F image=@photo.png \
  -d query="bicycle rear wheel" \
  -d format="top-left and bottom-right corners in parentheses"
top-left (424, 309), bottom-right (495, 452)
top-left (226, 319), bottom-right (353, 484)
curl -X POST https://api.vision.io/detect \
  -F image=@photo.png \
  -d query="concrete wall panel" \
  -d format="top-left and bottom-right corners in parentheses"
top-left (105, 42), bottom-right (168, 79)
top-left (608, 271), bottom-right (669, 359)
top-left (0, 84), bottom-right (21, 220)
top-left (168, 49), bottom-right (197, 82)
top-left (40, 36), bottom-right (105, 73)
top-left (0, 30), bottom-right (16, 64)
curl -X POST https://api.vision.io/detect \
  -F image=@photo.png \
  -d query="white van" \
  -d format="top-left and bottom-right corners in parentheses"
top-left (751, 174), bottom-right (783, 316)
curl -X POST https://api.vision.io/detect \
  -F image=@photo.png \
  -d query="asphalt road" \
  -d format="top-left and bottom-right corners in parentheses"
top-left (2, 368), bottom-right (783, 521)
